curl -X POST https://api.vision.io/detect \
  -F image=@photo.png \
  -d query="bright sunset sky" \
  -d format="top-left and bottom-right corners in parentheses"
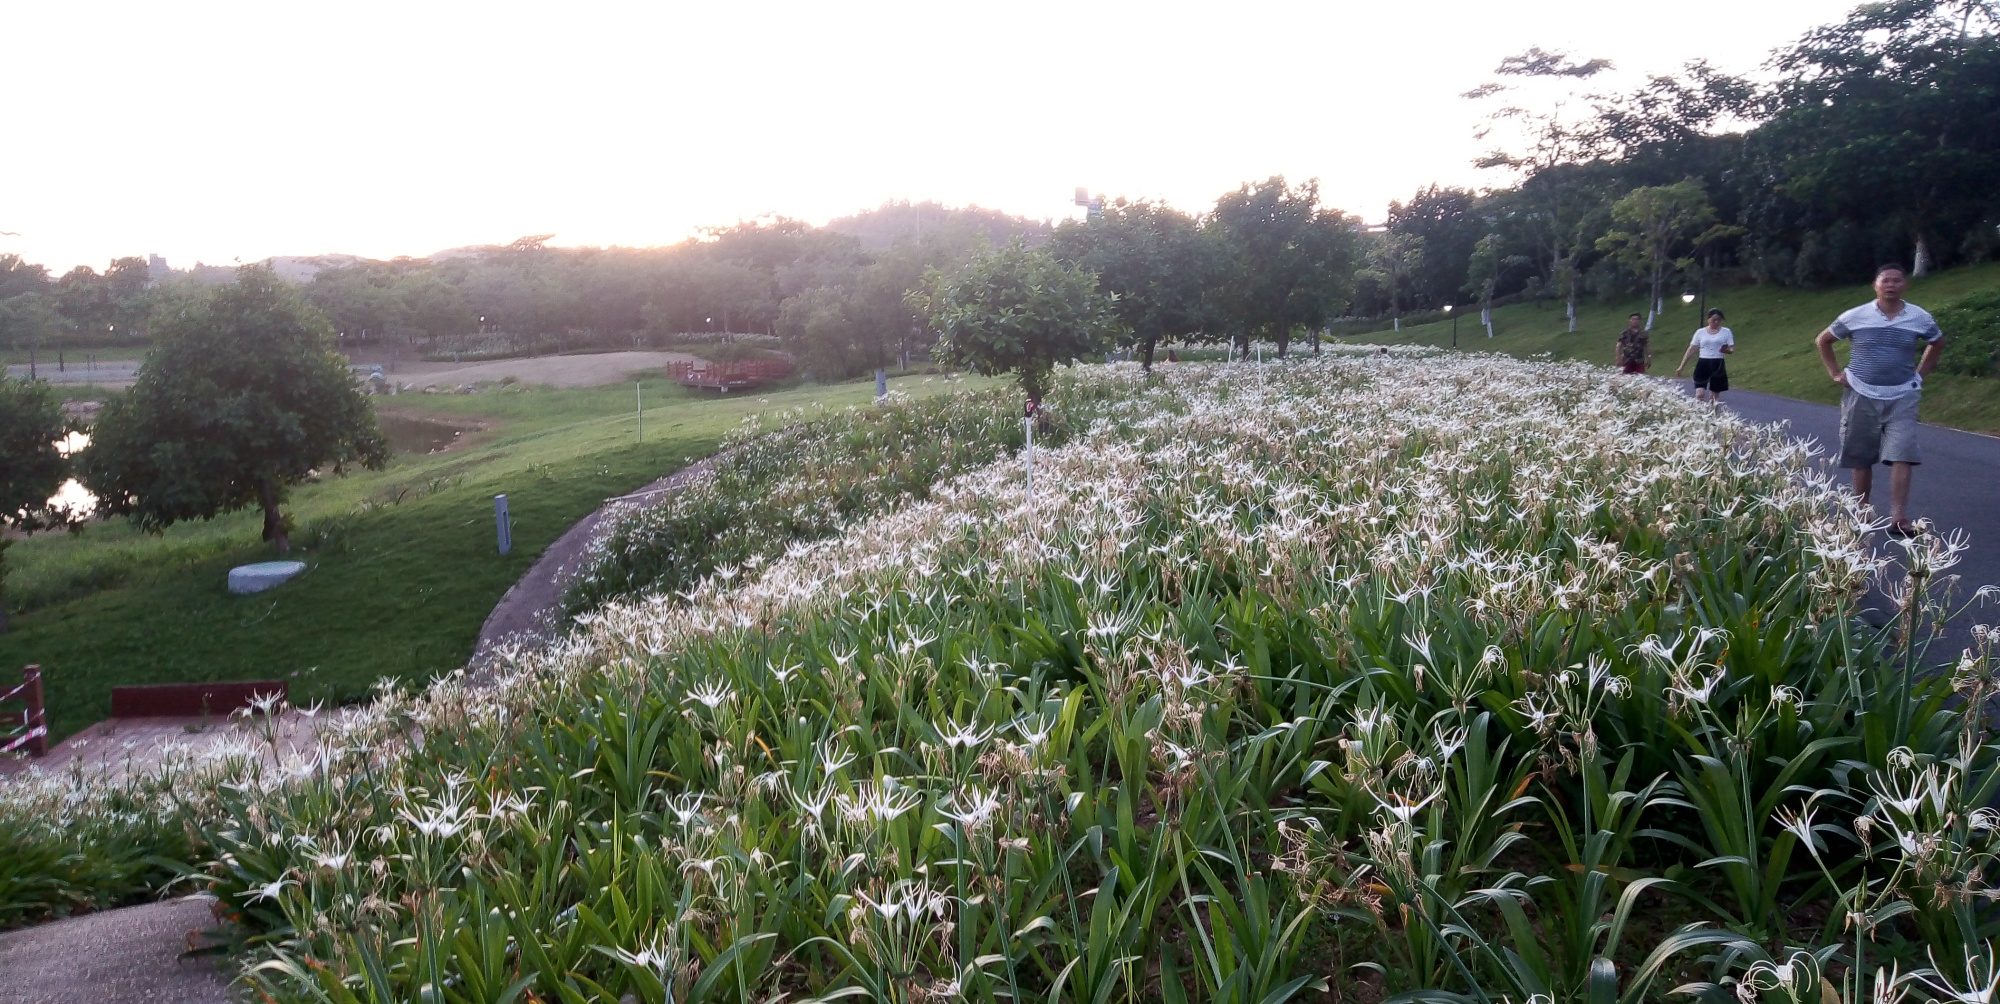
top-left (6, 0), bottom-right (1863, 274)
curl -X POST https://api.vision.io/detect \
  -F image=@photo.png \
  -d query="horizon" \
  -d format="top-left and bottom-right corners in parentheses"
top-left (7, 0), bottom-right (1860, 275)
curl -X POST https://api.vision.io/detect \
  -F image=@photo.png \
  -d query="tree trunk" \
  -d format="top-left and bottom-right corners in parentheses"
top-left (1913, 236), bottom-right (1932, 277)
top-left (1276, 326), bottom-right (1290, 358)
top-left (258, 480), bottom-right (291, 556)
top-left (1141, 336), bottom-right (1156, 372)
top-left (0, 540), bottom-right (11, 633)
top-left (1312, 328), bottom-right (1321, 356)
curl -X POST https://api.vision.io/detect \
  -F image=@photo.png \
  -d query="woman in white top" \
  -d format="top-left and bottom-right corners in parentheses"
top-left (1673, 309), bottom-right (1735, 404)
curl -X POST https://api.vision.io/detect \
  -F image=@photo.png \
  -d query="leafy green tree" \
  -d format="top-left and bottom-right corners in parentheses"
top-left (1759, 0), bottom-right (2000, 276)
top-left (1208, 176), bottom-right (1357, 357)
top-left (1464, 233), bottom-right (1531, 338)
top-left (79, 268), bottom-right (387, 556)
top-left (0, 377), bottom-right (76, 632)
top-left (0, 254), bottom-right (51, 301)
top-left (1386, 186), bottom-right (1483, 310)
top-left (1048, 199), bottom-right (1218, 369)
top-left (911, 239), bottom-right (1123, 403)
top-left (1360, 232), bottom-right (1425, 331)
top-left (1595, 180), bottom-right (1743, 328)
top-left (1465, 48), bottom-right (1617, 331)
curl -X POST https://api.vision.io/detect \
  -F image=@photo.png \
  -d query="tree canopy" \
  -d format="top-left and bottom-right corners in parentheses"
top-left (0, 376), bottom-right (76, 631)
top-left (79, 268), bottom-right (387, 555)
top-left (912, 239), bottom-right (1124, 403)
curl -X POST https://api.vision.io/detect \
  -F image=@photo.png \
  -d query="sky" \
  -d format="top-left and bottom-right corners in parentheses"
top-left (5, 0), bottom-right (1865, 275)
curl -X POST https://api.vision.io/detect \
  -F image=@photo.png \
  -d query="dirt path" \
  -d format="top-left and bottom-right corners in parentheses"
top-left (386, 350), bottom-right (701, 389)
top-left (471, 448), bottom-right (734, 665)
top-left (0, 897), bottom-right (231, 1004)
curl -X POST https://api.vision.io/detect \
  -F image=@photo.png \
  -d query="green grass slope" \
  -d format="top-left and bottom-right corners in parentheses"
top-left (1366, 262), bottom-right (2000, 434)
top-left (0, 373), bottom-right (984, 741)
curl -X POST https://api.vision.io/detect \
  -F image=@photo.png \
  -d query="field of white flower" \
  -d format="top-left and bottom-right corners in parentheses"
top-left (5, 348), bottom-right (1997, 1004)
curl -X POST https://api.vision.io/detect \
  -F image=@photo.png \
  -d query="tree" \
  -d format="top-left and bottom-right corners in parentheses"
top-left (910, 239), bottom-right (1124, 403)
top-left (1386, 186), bottom-right (1483, 310)
top-left (1595, 180), bottom-right (1742, 328)
top-left (79, 268), bottom-right (388, 556)
top-left (1048, 199), bottom-right (1218, 369)
top-left (1360, 233), bottom-right (1425, 331)
top-left (1208, 176), bottom-right (1357, 357)
top-left (1758, 0), bottom-right (2000, 276)
top-left (1464, 233), bottom-right (1530, 338)
top-left (0, 377), bottom-right (76, 632)
top-left (1465, 48), bottom-right (1618, 331)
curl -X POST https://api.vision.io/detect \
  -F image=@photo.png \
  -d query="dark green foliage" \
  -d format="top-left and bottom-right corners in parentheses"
top-left (79, 268), bottom-right (388, 555)
top-left (1936, 290), bottom-right (2000, 377)
top-left (0, 375), bottom-right (75, 631)
top-left (1048, 200), bottom-right (1221, 368)
top-left (914, 239), bottom-right (1125, 401)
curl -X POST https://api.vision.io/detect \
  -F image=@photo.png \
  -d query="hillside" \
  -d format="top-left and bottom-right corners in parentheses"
top-left (1367, 263), bottom-right (2000, 434)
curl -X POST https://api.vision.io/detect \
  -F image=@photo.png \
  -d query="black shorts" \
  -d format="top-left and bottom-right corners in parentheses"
top-left (1692, 358), bottom-right (1729, 393)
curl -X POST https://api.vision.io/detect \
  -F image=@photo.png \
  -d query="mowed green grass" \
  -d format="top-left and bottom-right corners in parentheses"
top-left (1, 372), bottom-right (988, 742)
top-left (1365, 262), bottom-right (2000, 434)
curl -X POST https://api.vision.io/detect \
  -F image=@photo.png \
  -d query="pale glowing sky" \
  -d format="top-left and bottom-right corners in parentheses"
top-left (6, 0), bottom-right (1861, 274)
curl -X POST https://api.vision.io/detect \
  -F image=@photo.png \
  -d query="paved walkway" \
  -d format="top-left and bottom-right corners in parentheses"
top-left (1712, 386), bottom-right (1998, 653)
top-left (0, 897), bottom-right (231, 1004)
top-left (470, 449), bottom-right (733, 667)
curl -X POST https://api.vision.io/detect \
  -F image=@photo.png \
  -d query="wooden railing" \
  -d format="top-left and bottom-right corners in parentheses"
top-left (666, 358), bottom-right (793, 391)
top-left (1, 664), bottom-right (48, 758)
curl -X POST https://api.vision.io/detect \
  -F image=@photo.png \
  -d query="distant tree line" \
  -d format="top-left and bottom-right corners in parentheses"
top-left (5, 1), bottom-right (1994, 376)
top-left (1357, 0), bottom-right (2000, 332)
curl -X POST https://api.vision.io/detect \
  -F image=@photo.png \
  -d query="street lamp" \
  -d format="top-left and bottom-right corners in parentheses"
top-left (1681, 292), bottom-right (1695, 305)
top-left (1444, 304), bottom-right (1456, 348)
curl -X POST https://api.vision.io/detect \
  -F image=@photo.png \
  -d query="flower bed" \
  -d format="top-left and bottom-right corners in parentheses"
top-left (8, 350), bottom-right (1997, 1003)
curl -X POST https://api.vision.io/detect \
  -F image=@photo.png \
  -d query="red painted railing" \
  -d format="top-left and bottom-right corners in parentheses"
top-left (1, 664), bottom-right (48, 758)
top-left (666, 358), bottom-right (793, 390)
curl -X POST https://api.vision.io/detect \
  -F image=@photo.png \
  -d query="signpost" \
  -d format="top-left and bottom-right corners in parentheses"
top-left (494, 495), bottom-right (512, 555)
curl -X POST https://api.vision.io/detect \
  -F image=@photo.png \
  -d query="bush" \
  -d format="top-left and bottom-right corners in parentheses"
top-left (1936, 290), bottom-right (2000, 377)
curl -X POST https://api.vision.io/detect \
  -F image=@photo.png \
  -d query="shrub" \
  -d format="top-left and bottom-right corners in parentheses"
top-left (1936, 290), bottom-right (2000, 377)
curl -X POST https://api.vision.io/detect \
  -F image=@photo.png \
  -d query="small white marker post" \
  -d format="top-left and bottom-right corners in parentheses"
top-left (1024, 416), bottom-right (1034, 506)
top-left (494, 495), bottom-right (513, 555)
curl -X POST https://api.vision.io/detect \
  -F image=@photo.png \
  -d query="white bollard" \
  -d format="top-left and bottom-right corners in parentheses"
top-left (495, 495), bottom-right (512, 555)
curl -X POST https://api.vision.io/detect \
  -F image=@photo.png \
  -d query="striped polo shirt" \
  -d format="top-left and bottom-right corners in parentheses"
top-left (1830, 300), bottom-right (1943, 387)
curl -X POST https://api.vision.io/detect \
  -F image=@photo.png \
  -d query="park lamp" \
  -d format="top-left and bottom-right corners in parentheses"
top-left (1681, 292), bottom-right (1696, 304)
top-left (1442, 304), bottom-right (1453, 314)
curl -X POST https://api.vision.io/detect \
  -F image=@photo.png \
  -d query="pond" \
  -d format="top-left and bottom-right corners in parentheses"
top-left (48, 431), bottom-right (96, 519)
top-left (35, 415), bottom-right (473, 523)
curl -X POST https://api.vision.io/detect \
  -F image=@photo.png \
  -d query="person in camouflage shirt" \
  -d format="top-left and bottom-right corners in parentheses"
top-left (1615, 313), bottom-right (1650, 374)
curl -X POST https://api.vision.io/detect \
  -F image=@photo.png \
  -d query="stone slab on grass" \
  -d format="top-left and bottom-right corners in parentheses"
top-left (227, 561), bottom-right (305, 595)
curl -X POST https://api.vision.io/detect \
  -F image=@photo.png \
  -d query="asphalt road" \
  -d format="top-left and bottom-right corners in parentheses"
top-left (1710, 384), bottom-right (1998, 655)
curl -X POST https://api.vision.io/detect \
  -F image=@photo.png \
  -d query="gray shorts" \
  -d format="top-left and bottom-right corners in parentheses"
top-left (1837, 389), bottom-right (1922, 467)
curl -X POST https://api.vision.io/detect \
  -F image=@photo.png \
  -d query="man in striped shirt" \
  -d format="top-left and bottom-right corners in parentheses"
top-left (1814, 263), bottom-right (1945, 536)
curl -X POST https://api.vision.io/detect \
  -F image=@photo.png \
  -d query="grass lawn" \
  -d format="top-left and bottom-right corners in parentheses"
top-left (1361, 261), bottom-right (2000, 434)
top-left (1, 371), bottom-right (989, 742)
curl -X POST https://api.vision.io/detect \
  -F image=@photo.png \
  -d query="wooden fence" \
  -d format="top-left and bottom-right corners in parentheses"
top-left (1, 664), bottom-right (48, 758)
top-left (666, 358), bottom-right (793, 392)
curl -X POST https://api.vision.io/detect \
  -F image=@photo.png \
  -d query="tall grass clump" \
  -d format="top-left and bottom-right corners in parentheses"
top-left (6, 349), bottom-right (1997, 1003)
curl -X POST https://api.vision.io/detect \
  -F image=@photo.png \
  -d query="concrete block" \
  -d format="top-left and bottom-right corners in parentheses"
top-left (228, 560), bottom-right (306, 595)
